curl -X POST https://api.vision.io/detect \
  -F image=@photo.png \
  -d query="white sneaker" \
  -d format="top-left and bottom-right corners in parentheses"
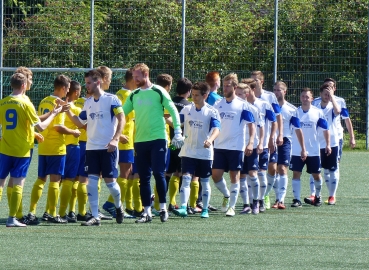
top-left (221, 197), bottom-right (230, 212)
top-left (6, 217), bottom-right (27, 227)
top-left (225, 207), bottom-right (235, 217)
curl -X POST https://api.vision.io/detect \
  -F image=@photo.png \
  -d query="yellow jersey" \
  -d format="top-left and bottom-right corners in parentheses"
top-left (38, 95), bottom-right (66, 155)
top-left (0, 94), bottom-right (40, 157)
top-left (74, 97), bottom-right (87, 142)
top-left (116, 88), bottom-right (135, 150)
top-left (64, 102), bottom-right (81, 146)
top-left (164, 108), bottom-right (171, 146)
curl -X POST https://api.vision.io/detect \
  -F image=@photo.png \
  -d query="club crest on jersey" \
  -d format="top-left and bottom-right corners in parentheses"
top-left (89, 111), bottom-right (104, 120)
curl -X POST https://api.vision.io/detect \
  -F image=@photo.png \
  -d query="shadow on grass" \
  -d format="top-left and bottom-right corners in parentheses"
top-left (0, 218), bottom-right (8, 225)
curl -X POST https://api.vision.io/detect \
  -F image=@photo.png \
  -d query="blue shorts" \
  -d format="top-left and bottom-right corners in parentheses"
top-left (320, 146), bottom-right (339, 171)
top-left (213, 149), bottom-right (244, 172)
top-left (241, 149), bottom-right (259, 174)
top-left (289, 156), bottom-right (321, 174)
top-left (258, 148), bottom-right (269, 170)
top-left (134, 139), bottom-right (167, 175)
top-left (78, 141), bottom-right (88, 177)
top-left (85, 149), bottom-right (118, 178)
top-left (338, 138), bottom-right (343, 161)
top-left (63, 144), bottom-right (80, 179)
top-left (165, 148), bottom-right (171, 172)
top-left (277, 138), bottom-right (291, 166)
top-left (181, 157), bottom-right (212, 178)
top-left (167, 148), bottom-right (181, 174)
top-left (119, 149), bottom-right (134, 163)
top-left (38, 155), bottom-right (66, 177)
top-left (269, 150), bottom-right (278, 163)
top-left (0, 153), bottom-right (31, 178)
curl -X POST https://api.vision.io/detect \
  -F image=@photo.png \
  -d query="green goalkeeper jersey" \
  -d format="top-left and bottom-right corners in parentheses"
top-left (122, 84), bottom-right (181, 143)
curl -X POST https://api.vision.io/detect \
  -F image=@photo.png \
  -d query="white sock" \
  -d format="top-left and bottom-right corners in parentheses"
top-left (180, 174), bottom-right (192, 207)
top-left (292, 179), bottom-right (301, 201)
top-left (247, 175), bottom-right (259, 202)
top-left (229, 182), bottom-right (240, 208)
top-left (106, 181), bottom-right (122, 208)
top-left (87, 175), bottom-right (99, 218)
top-left (314, 178), bottom-right (322, 197)
top-left (214, 177), bottom-right (230, 197)
top-left (247, 175), bottom-right (253, 202)
top-left (278, 174), bottom-right (288, 202)
top-left (309, 174), bottom-right (315, 196)
top-left (332, 166), bottom-right (340, 197)
top-left (200, 178), bottom-right (211, 209)
top-left (258, 171), bottom-right (267, 200)
top-left (265, 173), bottom-right (276, 196)
top-left (324, 169), bottom-right (330, 194)
top-left (144, 206), bottom-right (152, 216)
top-left (273, 174), bottom-right (279, 198)
top-left (239, 177), bottom-right (249, 204)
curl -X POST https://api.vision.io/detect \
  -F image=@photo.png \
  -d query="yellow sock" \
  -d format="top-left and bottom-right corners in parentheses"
top-left (153, 185), bottom-right (160, 211)
top-left (69, 181), bottom-right (79, 213)
top-left (16, 198), bottom-right (23, 219)
top-left (125, 180), bottom-right (134, 210)
top-left (9, 185), bottom-right (23, 217)
top-left (29, 178), bottom-right (45, 214)
top-left (77, 182), bottom-right (88, 215)
top-left (117, 177), bottom-right (128, 203)
top-left (190, 181), bottom-right (199, 208)
top-left (168, 176), bottom-right (180, 206)
top-left (0, 186), bottom-right (3, 202)
top-left (107, 193), bottom-right (115, 203)
top-left (98, 178), bottom-right (101, 199)
top-left (133, 178), bottom-right (142, 212)
top-left (48, 182), bottom-right (60, 217)
top-left (58, 180), bottom-right (73, 216)
top-left (7, 186), bottom-right (13, 207)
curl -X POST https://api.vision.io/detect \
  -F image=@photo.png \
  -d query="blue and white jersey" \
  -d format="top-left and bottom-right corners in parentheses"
top-left (79, 92), bottom-right (122, 150)
top-left (279, 101), bottom-right (301, 141)
top-left (246, 103), bottom-right (264, 149)
top-left (291, 106), bottom-right (328, 157)
top-left (214, 97), bottom-right (255, 151)
top-left (314, 101), bottom-right (340, 148)
top-left (179, 103), bottom-right (221, 160)
top-left (259, 89), bottom-right (281, 116)
top-left (252, 98), bottom-right (276, 148)
top-left (312, 95), bottom-right (349, 139)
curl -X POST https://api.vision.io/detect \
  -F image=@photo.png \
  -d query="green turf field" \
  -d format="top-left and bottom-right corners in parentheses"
top-left (1, 149), bottom-right (369, 269)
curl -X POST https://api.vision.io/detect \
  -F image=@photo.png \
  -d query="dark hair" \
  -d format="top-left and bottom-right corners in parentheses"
top-left (192, 82), bottom-right (210, 96)
top-left (241, 78), bottom-right (256, 89)
top-left (176, 77), bottom-right (192, 95)
top-left (156, 74), bottom-right (173, 88)
top-left (125, 68), bottom-right (133, 82)
top-left (85, 69), bottom-right (102, 81)
top-left (323, 78), bottom-right (336, 87)
top-left (54, 75), bottom-right (71, 90)
top-left (301, 87), bottom-right (314, 97)
top-left (320, 83), bottom-right (331, 92)
top-left (10, 73), bottom-right (27, 89)
top-left (67, 80), bottom-right (81, 97)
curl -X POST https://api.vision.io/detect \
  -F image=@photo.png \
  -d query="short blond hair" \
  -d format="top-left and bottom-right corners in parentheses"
top-left (223, 73), bottom-right (238, 87)
top-left (96, 66), bottom-right (112, 79)
top-left (133, 63), bottom-right (150, 75)
top-left (251, 70), bottom-right (264, 81)
top-left (15, 66), bottom-right (33, 79)
top-left (274, 81), bottom-right (287, 90)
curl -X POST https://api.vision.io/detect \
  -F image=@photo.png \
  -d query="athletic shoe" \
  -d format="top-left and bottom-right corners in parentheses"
top-left (81, 217), bottom-right (101, 226)
top-left (304, 196), bottom-right (315, 205)
top-left (252, 200), bottom-right (259, 215)
top-left (66, 211), bottom-right (77, 223)
top-left (132, 210), bottom-right (144, 218)
top-left (201, 209), bottom-right (209, 218)
top-left (264, 195), bottom-right (271, 210)
top-left (135, 214), bottom-right (152, 223)
top-left (125, 208), bottom-right (134, 216)
top-left (6, 217), bottom-right (27, 227)
top-left (49, 215), bottom-right (68, 224)
top-left (76, 213), bottom-right (92, 222)
top-left (98, 209), bottom-right (113, 220)
top-left (239, 204), bottom-right (251, 214)
top-left (221, 197), bottom-right (230, 212)
top-left (208, 204), bottom-right (217, 211)
top-left (103, 201), bottom-right (116, 218)
top-left (152, 208), bottom-right (160, 217)
top-left (115, 206), bottom-right (124, 224)
top-left (193, 207), bottom-right (202, 214)
top-left (328, 196), bottom-right (336, 205)
top-left (159, 209), bottom-right (169, 222)
top-left (272, 200), bottom-right (279, 209)
top-left (172, 206), bottom-right (188, 218)
top-left (259, 199), bottom-right (266, 213)
top-left (313, 196), bottom-right (322, 207)
top-left (291, 199), bottom-right (302, 207)
top-left (41, 212), bottom-right (52, 221)
top-left (196, 201), bottom-right (204, 209)
top-left (277, 202), bottom-right (286, 210)
top-left (19, 213), bottom-right (40, 225)
top-left (186, 206), bottom-right (194, 215)
top-left (225, 207), bottom-right (235, 217)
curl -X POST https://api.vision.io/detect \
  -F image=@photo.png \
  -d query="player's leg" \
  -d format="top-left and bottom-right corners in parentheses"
top-left (304, 155), bottom-right (323, 207)
top-left (212, 149), bottom-right (230, 212)
top-left (189, 178), bottom-right (199, 212)
top-left (290, 156), bottom-right (304, 207)
top-left (197, 159), bottom-right (212, 218)
top-left (167, 148), bottom-right (181, 210)
top-left (76, 141), bottom-right (89, 221)
top-left (265, 150), bottom-right (278, 210)
top-left (274, 140), bottom-right (291, 209)
top-left (226, 150), bottom-right (244, 217)
top-left (257, 149), bottom-right (269, 212)
top-left (325, 146), bottom-right (339, 205)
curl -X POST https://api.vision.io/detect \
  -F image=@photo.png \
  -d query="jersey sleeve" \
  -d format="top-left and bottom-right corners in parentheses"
top-left (179, 106), bottom-right (189, 124)
top-left (111, 95), bottom-right (123, 116)
top-left (317, 117), bottom-right (328, 130)
top-left (122, 92), bottom-right (134, 116)
top-left (269, 94), bottom-right (281, 115)
top-left (241, 108), bottom-right (255, 124)
top-left (265, 103), bottom-right (277, 122)
top-left (290, 116), bottom-right (301, 129)
top-left (210, 109), bottom-right (221, 131)
top-left (24, 102), bottom-right (40, 126)
top-left (162, 90), bottom-right (181, 130)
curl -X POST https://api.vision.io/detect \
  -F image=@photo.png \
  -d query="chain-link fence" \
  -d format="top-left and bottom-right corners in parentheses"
top-left (1, 0), bottom-right (368, 148)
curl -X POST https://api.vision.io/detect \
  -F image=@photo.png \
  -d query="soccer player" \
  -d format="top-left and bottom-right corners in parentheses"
top-left (122, 63), bottom-right (184, 223)
top-left (290, 88), bottom-right (331, 208)
top-left (172, 82), bottom-right (220, 218)
top-left (212, 73), bottom-right (256, 217)
top-left (66, 69), bottom-right (125, 226)
top-left (0, 73), bottom-right (62, 227)
top-left (273, 81), bottom-right (307, 209)
top-left (205, 71), bottom-right (222, 105)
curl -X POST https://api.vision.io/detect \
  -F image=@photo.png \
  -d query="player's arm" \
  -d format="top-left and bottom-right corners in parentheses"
top-left (122, 94), bottom-right (133, 116)
top-left (318, 117), bottom-right (331, 156)
top-left (54, 125), bottom-right (81, 138)
top-left (204, 116), bottom-right (221, 148)
top-left (270, 97), bottom-right (283, 146)
top-left (344, 118), bottom-right (355, 149)
top-left (246, 122), bottom-right (256, 156)
top-left (328, 89), bottom-right (341, 116)
top-left (265, 107), bottom-right (277, 152)
top-left (34, 105), bottom-right (63, 132)
top-left (65, 110), bottom-right (85, 129)
top-left (291, 116), bottom-right (307, 161)
top-left (107, 111), bottom-right (125, 152)
top-left (257, 125), bottom-right (264, 154)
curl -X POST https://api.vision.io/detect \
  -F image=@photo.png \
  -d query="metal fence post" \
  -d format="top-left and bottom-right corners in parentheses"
top-left (366, 1), bottom-right (369, 150)
top-left (181, 0), bottom-right (186, 78)
top-left (90, 0), bottom-right (94, 69)
top-left (0, 0), bottom-right (4, 99)
top-left (273, 0), bottom-right (278, 84)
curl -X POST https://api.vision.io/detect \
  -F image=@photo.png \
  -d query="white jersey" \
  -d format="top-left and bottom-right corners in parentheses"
top-left (291, 106), bottom-right (328, 157)
top-left (252, 98), bottom-right (276, 148)
top-left (179, 103), bottom-right (221, 160)
top-left (314, 101), bottom-right (340, 148)
top-left (79, 92), bottom-right (122, 150)
top-left (246, 103), bottom-right (263, 149)
top-left (312, 95), bottom-right (349, 139)
top-left (279, 101), bottom-right (301, 141)
top-left (214, 97), bottom-right (255, 151)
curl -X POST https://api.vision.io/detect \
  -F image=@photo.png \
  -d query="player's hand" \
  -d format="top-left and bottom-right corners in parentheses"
top-left (106, 139), bottom-right (118, 152)
top-left (325, 146), bottom-right (331, 156)
top-left (204, 139), bottom-right (212, 148)
top-left (245, 143), bottom-right (253, 156)
top-left (268, 137), bottom-right (276, 153)
top-left (257, 143), bottom-right (263, 155)
top-left (276, 134), bottom-right (283, 146)
top-left (52, 103), bottom-right (63, 115)
top-left (172, 128), bottom-right (185, 149)
top-left (300, 149), bottom-right (307, 161)
top-left (350, 137), bottom-right (356, 149)
top-left (35, 132), bottom-right (44, 143)
top-left (72, 129), bottom-right (81, 138)
top-left (119, 135), bottom-right (129, 144)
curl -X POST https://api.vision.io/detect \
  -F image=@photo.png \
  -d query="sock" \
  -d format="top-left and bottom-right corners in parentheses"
top-left (200, 178), bottom-right (211, 209)
top-left (278, 174), bottom-right (288, 202)
top-left (48, 182), bottom-right (60, 217)
top-left (324, 169), bottom-right (330, 193)
top-left (45, 193), bottom-right (49, 213)
top-left (246, 175), bottom-right (253, 202)
top-left (77, 182), bottom-right (88, 215)
top-left (9, 185), bottom-right (23, 217)
top-left (153, 185), bottom-right (160, 211)
top-left (0, 186), bottom-right (3, 202)
top-left (29, 178), bottom-right (45, 214)
top-left (214, 178), bottom-right (230, 197)
top-left (265, 174), bottom-right (276, 196)
top-left (229, 182), bottom-right (240, 208)
top-left (160, 203), bottom-right (166, 210)
top-left (179, 174), bottom-right (191, 207)
top-left (273, 174), bottom-right (280, 198)
top-left (16, 197), bottom-right (23, 219)
top-left (125, 180), bottom-right (134, 210)
top-left (330, 170), bottom-right (339, 197)
top-left (247, 176), bottom-right (259, 202)
top-left (292, 179), bottom-right (301, 200)
top-left (314, 178), bottom-right (322, 197)
top-left (197, 181), bottom-right (202, 202)
top-left (132, 178), bottom-right (142, 212)
top-left (144, 205), bottom-right (152, 216)
top-left (258, 171), bottom-right (267, 200)
top-left (239, 177), bottom-right (249, 204)
top-left (165, 175), bottom-right (171, 192)
top-left (189, 181), bottom-right (199, 208)
top-left (332, 164), bottom-right (340, 197)
top-left (58, 180), bottom-right (73, 216)
top-left (87, 175), bottom-right (99, 218)
top-left (107, 194), bottom-right (115, 203)
top-left (69, 180), bottom-right (78, 213)
top-left (106, 181), bottom-right (122, 208)
top-left (309, 174), bottom-right (315, 196)
top-left (7, 186), bottom-right (12, 207)
top-left (168, 176), bottom-right (180, 206)
top-left (97, 178), bottom-right (101, 197)
top-left (116, 177), bottom-right (128, 204)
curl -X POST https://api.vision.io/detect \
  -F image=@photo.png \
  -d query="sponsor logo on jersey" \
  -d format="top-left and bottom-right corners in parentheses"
top-left (219, 111), bottom-right (235, 120)
top-left (301, 121), bottom-right (313, 128)
top-left (89, 111), bottom-right (104, 120)
top-left (188, 120), bottom-right (203, 129)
